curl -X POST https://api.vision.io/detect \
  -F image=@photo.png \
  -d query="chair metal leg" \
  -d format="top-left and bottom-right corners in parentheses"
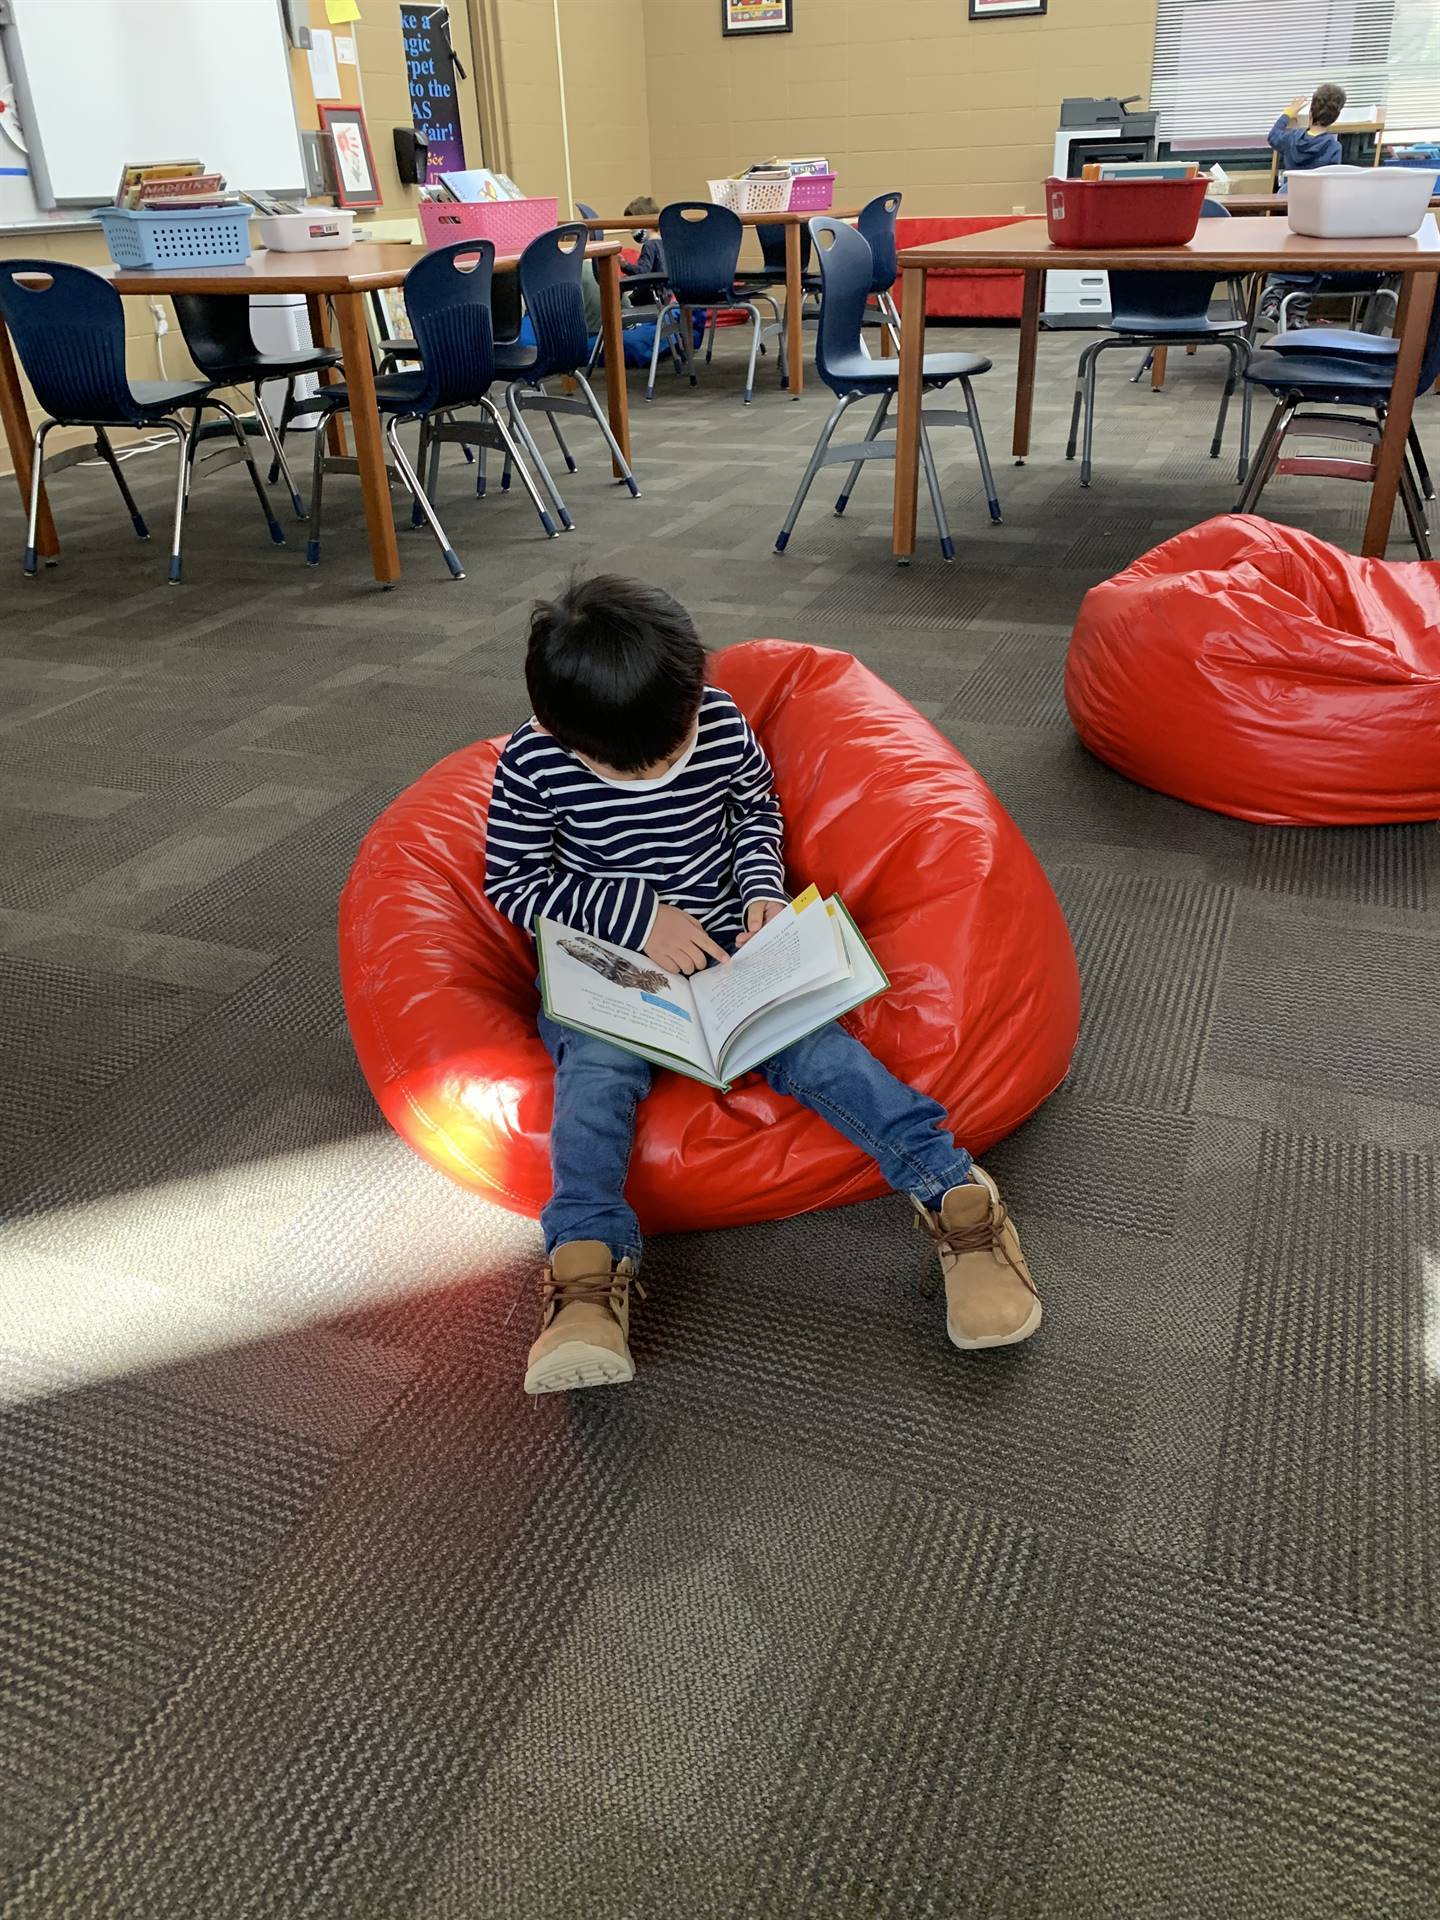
top-left (23, 421), bottom-right (53, 575)
top-left (834, 392), bottom-right (891, 514)
top-left (741, 303), bottom-right (764, 404)
top-left (704, 309), bottom-right (718, 364)
top-left (164, 419), bottom-right (189, 584)
top-left (775, 392), bottom-right (856, 553)
top-left (1209, 341), bottom-right (1240, 460)
top-left (183, 410), bottom-right (202, 506)
top-left (506, 382), bottom-right (573, 529)
top-left (306, 409), bottom-right (327, 566)
top-left (1066, 344), bottom-right (1095, 460)
top-left (1235, 399), bottom-right (1294, 515)
top-left (267, 376), bottom-right (296, 483)
top-left (960, 378), bottom-right (1003, 524)
top-left (481, 398), bottom-right (559, 539)
top-left (917, 416), bottom-right (954, 561)
top-left (1079, 346), bottom-right (1102, 485)
top-left (476, 441), bottom-right (487, 498)
top-left (428, 417), bottom-right (445, 500)
top-left (412, 418), bottom-right (432, 528)
top-left (878, 291), bottom-right (902, 357)
top-left (574, 371), bottom-right (640, 496)
top-left (1238, 375), bottom-right (1254, 483)
top-left (93, 427), bottom-right (150, 540)
top-left (209, 398), bottom-right (285, 546)
top-left (1131, 347), bottom-right (1155, 385)
top-left (538, 386), bottom-right (577, 472)
top-left (386, 413), bottom-right (464, 578)
top-left (1398, 456), bottom-right (1431, 557)
top-left (646, 302), bottom-right (674, 401)
top-left (251, 385), bottom-right (306, 518)
top-left (1408, 423), bottom-right (1435, 501)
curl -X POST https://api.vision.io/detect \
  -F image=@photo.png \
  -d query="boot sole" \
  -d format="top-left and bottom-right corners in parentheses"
top-left (524, 1340), bottom-right (635, 1396)
top-left (948, 1297), bottom-right (1043, 1351)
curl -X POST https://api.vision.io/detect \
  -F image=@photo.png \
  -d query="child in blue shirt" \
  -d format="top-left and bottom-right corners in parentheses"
top-left (483, 576), bottom-right (1042, 1395)
top-left (1261, 83), bottom-right (1347, 327)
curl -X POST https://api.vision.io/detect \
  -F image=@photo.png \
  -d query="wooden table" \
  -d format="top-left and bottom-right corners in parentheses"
top-left (1, 237), bottom-right (627, 587)
top-left (893, 215), bottom-right (1440, 561)
top-left (579, 209), bottom-right (857, 400)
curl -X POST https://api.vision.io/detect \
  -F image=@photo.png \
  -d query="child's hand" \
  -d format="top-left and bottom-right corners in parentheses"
top-left (645, 903), bottom-right (729, 975)
top-left (1286, 95), bottom-right (1307, 119)
top-left (735, 899), bottom-right (788, 949)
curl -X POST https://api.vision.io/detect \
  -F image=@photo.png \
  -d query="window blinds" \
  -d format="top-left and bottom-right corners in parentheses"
top-left (1150, 0), bottom-right (1440, 144)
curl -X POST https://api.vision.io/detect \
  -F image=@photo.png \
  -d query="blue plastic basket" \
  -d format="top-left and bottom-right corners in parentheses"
top-left (97, 205), bottom-right (253, 270)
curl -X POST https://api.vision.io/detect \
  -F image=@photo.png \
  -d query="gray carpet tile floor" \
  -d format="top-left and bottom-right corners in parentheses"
top-left (2, 322), bottom-right (1439, 1920)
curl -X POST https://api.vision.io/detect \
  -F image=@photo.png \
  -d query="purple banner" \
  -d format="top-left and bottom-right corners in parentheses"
top-left (400, 6), bottom-right (466, 182)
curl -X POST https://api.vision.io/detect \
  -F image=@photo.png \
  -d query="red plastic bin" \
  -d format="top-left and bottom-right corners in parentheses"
top-left (1044, 176), bottom-right (1207, 249)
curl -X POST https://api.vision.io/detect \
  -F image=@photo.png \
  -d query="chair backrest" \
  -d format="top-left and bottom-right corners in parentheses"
top-left (0, 259), bottom-right (136, 423)
top-left (1109, 196), bottom-right (1226, 330)
top-left (754, 221), bottom-right (812, 275)
top-left (856, 191), bottom-right (902, 295)
top-left (170, 293), bottom-right (260, 375)
top-left (1199, 198), bottom-right (1230, 219)
top-left (402, 238), bottom-right (497, 413)
top-left (809, 217), bottom-right (875, 392)
top-left (575, 200), bottom-right (600, 223)
top-left (516, 222), bottom-right (592, 378)
top-left (657, 202), bottom-right (743, 304)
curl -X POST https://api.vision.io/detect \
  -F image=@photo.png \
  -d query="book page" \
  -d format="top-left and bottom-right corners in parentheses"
top-left (690, 894), bottom-right (848, 1062)
top-left (537, 920), bottom-right (717, 1079)
top-left (720, 901), bottom-right (888, 1083)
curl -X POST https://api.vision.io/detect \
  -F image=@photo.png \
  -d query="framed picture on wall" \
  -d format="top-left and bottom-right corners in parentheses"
top-left (722, 0), bottom-right (793, 36)
top-left (318, 102), bottom-right (382, 208)
top-left (969, 0), bottom-right (1046, 16)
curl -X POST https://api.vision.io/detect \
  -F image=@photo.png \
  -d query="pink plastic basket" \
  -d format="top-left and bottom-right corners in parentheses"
top-left (787, 172), bottom-right (836, 213)
top-left (419, 197), bottom-right (559, 256)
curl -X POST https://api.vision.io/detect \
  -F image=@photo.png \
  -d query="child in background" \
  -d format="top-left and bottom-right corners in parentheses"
top-left (1260, 83), bottom-right (1347, 327)
top-left (619, 194), bottom-right (666, 304)
top-left (483, 577), bottom-right (1043, 1396)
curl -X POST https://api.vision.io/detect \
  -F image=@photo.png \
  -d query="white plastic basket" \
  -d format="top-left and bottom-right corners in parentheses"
top-left (255, 208), bottom-right (355, 252)
top-left (1285, 165), bottom-right (1434, 239)
top-left (707, 171), bottom-right (792, 216)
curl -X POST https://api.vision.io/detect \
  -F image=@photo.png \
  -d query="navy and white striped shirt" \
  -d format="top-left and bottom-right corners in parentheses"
top-left (484, 687), bottom-right (787, 948)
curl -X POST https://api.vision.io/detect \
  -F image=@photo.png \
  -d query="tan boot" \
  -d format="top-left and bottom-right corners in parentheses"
top-left (523, 1240), bottom-right (639, 1395)
top-left (916, 1166), bottom-right (1042, 1350)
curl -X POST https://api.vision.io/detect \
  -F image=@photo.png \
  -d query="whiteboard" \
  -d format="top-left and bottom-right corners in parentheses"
top-left (1, 0), bottom-right (306, 208)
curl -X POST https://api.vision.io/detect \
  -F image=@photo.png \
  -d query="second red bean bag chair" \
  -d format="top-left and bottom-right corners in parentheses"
top-left (340, 640), bottom-right (1080, 1234)
top-left (1066, 515), bottom-right (1440, 825)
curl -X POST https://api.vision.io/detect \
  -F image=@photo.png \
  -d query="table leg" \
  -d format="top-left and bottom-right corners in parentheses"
top-left (333, 291), bottom-right (400, 586)
top-left (306, 292), bottom-right (349, 459)
top-left (596, 251), bottom-right (630, 475)
top-left (1150, 346), bottom-right (1168, 392)
top-left (785, 221), bottom-right (804, 398)
top-left (891, 265), bottom-right (926, 560)
top-left (1362, 271), bottom-right (1434, 558)
top-left (1013, 269), bottom-right (1044, 462)
top-left (0, 322), bottom-right (59, 560)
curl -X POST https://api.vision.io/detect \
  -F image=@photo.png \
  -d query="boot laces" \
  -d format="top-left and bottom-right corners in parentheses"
top-left (918, 1200), bottom-right (1036, 1295)
top-left (540, 1266), bottom-right (646, 1322)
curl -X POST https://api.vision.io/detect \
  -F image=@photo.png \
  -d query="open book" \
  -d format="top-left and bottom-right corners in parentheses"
top-left (536, 888), bottom-right (888, 1091)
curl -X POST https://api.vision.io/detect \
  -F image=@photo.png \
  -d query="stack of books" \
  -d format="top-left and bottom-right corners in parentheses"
top-left (114, 161), bottom-right (240, 211)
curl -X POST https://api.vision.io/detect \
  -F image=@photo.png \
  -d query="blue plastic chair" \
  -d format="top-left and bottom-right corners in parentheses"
top-left (648, 203), bottom-right (770, 403)
top-left (1066, 199), bottom-right (1250, 485)
top-left (856, 191), bottom-right (903, 347)
top-left (304, 239), bottom-right (555, 580)
top-left (774, 217), bottom-right (1001, 560)
top-left (489, 223), bottom-right (639, 528)
top-left (0, 259), bottom-right (284, 584)
top-left (1235, 295), bottom-right (1440, 555)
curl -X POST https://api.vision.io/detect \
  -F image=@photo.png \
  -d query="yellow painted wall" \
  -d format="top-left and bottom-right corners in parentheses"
top-left (641, 0), bottom-right (1160, 218)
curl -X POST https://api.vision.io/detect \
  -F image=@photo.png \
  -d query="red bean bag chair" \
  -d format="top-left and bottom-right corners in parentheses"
top-left (890, 217), bottom-right (1028, 320)
top-left (1066, 515), bottom-right (1440, 826)
top-left (339, 640), bottom-right (1080, 1233)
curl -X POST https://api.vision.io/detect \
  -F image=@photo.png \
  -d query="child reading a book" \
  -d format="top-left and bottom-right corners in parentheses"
top-left (484, 577), bottom-right (1041, 1395)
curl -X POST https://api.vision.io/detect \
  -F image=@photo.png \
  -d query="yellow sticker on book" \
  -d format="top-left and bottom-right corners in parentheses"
top-left (325, 0), bottom-right (361, 21)
top-left (790, 884), bottom-right (820, 914)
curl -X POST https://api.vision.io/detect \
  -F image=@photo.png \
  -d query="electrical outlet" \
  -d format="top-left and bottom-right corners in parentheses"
top-left (149, 300), bottom-right (169, 337)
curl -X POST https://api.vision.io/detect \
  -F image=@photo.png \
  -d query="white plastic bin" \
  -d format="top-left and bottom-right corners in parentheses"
top-left (255, 208), bottom-right (355, 252)
top-left (1285, 166), bottom-right (1434, 239)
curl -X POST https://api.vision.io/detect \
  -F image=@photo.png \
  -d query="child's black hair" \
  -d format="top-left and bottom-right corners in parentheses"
top-left (1310, 83), bottom-right (1346, 127)
top-left (526, 575), bottom-right (706, 773)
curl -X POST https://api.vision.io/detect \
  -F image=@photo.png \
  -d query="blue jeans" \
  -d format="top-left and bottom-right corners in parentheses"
top-left (537, 1011), bottom-right (973, 1265)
